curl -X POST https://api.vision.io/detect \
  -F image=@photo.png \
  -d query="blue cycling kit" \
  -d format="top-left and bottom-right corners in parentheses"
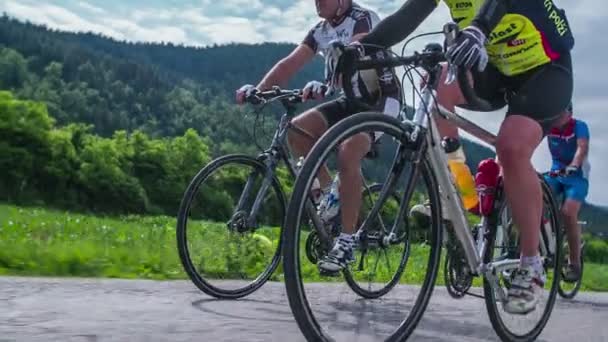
top-left (544, 118), bottom-right (590, 202)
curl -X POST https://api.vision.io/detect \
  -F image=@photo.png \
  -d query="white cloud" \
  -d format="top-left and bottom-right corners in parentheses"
top-left (77, 1), bottom-right (105, 15)
top-left (101, 17), bottom-right (189, 44)
top-left (193, 16), bottom-right (266, 44)
top-left (1, 0), bottom-right (124, 38)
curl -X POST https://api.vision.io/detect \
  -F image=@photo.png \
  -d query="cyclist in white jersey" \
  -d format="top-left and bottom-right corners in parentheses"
top-left (236, 0), bottom-right (402, 274)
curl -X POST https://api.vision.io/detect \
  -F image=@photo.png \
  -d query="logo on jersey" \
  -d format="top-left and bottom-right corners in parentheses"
top-left (492, 41), bottom-right (540, 59)
top-left (336, 29), bottom-right (350, 41)
top-left (448, 1), bottom-right (473, 10)
top-left (544, 0), bottom-right (569, 36)
top-left (508, 39), bottom-right (526, 47)
top-left (488, 22), bottom-right (522, 44)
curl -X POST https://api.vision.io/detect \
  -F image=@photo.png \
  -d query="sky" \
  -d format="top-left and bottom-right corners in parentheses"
top-left (1, 0), bottom-right (607, 205)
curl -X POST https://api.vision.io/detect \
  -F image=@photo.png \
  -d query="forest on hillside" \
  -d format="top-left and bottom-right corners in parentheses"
top-left (1, 14), bottom-right (607, 234)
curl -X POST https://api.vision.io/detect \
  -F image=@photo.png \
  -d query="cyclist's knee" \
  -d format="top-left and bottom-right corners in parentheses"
top-left (561, 199), bottom-right (581, 221)
top-left (289, 110), bottom-right (326, 145)
top-left (495, 139), bottom-right (529, 169)
top-left (496, 117), bottom-right (541, 166)
top-left (337, 134), bottom-right (370, 172)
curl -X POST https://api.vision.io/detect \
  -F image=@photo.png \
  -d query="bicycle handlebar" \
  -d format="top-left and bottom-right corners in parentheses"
top-left (545, 169), bottom-right (568, 178)
top-left (340, 48), bottom-right (446, 111)
top-left (335, 22), bottom-right (496, 112)
top-left (245, 85), bottom-right (328, 105)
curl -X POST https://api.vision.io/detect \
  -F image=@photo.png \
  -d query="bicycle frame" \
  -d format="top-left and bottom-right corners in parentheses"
top-left (231, 97), bottom-right (334, 247)
top-left (404, 63), bottom-right (520, 297)
top-left (235, 93), bottom-right (395, 255)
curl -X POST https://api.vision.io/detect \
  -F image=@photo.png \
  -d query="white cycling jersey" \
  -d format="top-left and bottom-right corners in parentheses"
top-left (302, 3), bottom-right (380, 59)
top-left (302, 3), bottom-right (401, 115)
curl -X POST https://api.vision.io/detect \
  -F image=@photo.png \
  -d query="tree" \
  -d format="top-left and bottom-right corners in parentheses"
top-left (0, 91), bottom-right (53, 201)
top-left (0, 47), bottom-right (28, 89)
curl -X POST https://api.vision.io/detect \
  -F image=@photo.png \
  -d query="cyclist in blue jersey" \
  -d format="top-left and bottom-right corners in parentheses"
top-left (544, 104), bottom-right (590, 283)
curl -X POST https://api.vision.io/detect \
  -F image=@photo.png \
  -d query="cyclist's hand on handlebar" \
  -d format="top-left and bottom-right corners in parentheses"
top-left (565, 165), bottom-right (579, 176)
top-left (302, 81), bottom-right (327, 101)
top-left (235, 84), bottom-right (259, 104)
top-left (324, 40), bottom-right (364, 93)
top-left (446, 26), bottom-right (488, 72)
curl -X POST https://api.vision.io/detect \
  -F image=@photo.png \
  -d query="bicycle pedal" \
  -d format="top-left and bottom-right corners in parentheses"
top-left (318, 269), bottom-right (341, 277)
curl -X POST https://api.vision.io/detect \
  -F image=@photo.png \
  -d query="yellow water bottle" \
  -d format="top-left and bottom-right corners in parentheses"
top-left (442, 137), bottom-right (478, 211)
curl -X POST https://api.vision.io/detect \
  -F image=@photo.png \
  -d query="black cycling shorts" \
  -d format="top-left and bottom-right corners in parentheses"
top-left (316, 94), bottom-right (401, 128)
top-left (470, 52), bottom-right (573, 134)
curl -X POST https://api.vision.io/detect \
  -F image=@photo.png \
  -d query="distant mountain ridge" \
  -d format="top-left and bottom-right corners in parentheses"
top-left (0, 14), bottom-right (605, 234)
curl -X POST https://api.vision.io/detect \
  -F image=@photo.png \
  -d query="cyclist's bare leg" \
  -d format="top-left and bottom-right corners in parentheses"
top-left (288, 109), bottom-right (332, 187)
top-left (495, 116), bottom-right (544, 260)
top-left (422, 63), bottom-right (463, 139)
top-left (336, 132), bottom-right (372, 235)
top-left (562, 199), bottom-right (582, 267)
top-left (317, 132), bottom-right (371, 273)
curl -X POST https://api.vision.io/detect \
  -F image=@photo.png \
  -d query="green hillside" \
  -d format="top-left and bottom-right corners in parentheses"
top-left (0, 14), bottom-right (605, 235)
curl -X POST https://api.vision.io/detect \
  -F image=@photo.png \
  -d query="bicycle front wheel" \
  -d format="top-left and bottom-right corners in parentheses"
top-left (343, 182), bottom-right (409, 299)
top-left (176, 154), bottom-right (285, 299)
top-left (282, 112), bottom-right (442, 342)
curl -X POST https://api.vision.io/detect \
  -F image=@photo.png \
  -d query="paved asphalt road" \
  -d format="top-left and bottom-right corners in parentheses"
top-left (1, 277), bottom-right (607, 341)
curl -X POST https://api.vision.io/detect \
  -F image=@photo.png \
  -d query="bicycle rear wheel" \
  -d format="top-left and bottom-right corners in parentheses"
top-left (558, 242), bottom-right (584, 299)
top-left (282, 112), bottom-right (442, 341)
top-left (344, 182), bottom-right (409, 299)
top-left (176, 154), bottom-right (285, 299)
top-left (483, 175), bottom-right (563, 341)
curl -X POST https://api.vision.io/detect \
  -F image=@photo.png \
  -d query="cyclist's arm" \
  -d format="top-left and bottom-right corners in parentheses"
top-left (471, 0), bottom-right (511, 36)
top-left (256, 44), bottom-right (315, 90)
top-left (359, 0), bottom-right (510, 49)
top-left (571, 121), bottom-right (590, 168)
top-left (570, 138), bottom-right (589, 168)
top-left (351, 9), bottom-right (376, 42)
top-left (358, 0), bottom-right (437, 49)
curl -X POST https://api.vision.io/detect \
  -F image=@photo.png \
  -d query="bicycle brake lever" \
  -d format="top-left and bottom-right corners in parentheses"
top-left (443, 22), bottom-right (459, 85)
top-left (445, 64), bottom-right (457, 85)
top-left (324, 84), bottom-right (335, 98)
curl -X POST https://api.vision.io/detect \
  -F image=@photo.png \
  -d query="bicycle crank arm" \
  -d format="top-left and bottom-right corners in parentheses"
top-left (481, 258), bottom-right (520, 303)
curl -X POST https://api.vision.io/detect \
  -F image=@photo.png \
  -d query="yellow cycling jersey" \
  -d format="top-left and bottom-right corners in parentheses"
top-left (440, 0), bottom-right (574, 76)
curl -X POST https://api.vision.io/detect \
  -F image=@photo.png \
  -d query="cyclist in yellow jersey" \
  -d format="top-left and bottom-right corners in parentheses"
top-left (331, 0), bottom-right (574, 315)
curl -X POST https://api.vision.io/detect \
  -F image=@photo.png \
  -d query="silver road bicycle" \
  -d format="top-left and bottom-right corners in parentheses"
top-left (281, 23), bottom-right (564, 342)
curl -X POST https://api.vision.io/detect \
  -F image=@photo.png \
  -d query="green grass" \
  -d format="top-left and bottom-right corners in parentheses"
top-left (1, 203), bottom-right (607, 293)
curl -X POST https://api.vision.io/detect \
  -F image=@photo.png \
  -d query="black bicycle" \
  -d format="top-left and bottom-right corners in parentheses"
top-left (176, 87), bottom-right (407, 299)
top-left (282, 23), bottom-right (563, 342)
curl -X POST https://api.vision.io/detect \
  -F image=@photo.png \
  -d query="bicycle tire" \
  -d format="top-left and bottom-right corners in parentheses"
top-left (176, 154), bottom-right (285, 299)
top-left (483, 174), bottom-right (563, 342)
top-left (558, 243), bottom-right (584, 299)
top-left (282, 112), bottom-right (442, 341)
top-left (343, 183), bottom-right (411, 299)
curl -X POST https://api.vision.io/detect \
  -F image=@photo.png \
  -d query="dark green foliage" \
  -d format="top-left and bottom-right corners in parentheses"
top-left (0, 14), bottom-right (322, 141)
top-left (0, 14), bottom-right (606, 235)
top-left (0, 91), bottom-right (212, 215)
